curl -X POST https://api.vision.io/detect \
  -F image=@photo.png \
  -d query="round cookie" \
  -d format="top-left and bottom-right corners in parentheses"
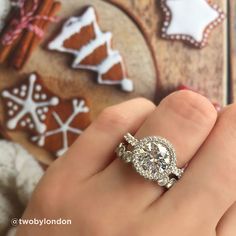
top-left (0, 0), bottom-right (159, 164)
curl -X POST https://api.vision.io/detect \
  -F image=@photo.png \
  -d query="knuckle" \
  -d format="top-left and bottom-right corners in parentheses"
top-left (205, 104), bottom-right (236, 192)
top-left (95, 106), bottom-right (131, 131)
top-left (93, 98), bottom-right (155, 133)
top-left (218, 103), bottom-right (236, 140)
top-left (215, 104), bottom-right (236, 179)
top-left (161, 90), bottom-right (217, 127)
top-left (133, 97), bottom-right (155, 109)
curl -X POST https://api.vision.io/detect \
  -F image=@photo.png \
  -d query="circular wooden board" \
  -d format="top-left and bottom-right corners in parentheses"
top-left (0, 0), bottom-right (159, 164)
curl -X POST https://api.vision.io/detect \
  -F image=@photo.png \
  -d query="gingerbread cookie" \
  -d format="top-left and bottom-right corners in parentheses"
top-left (0, 0), bottom-right (159, 164)
top-left (48, 6), bottom-right (134, 92)
top-left (0, 0), bottom-right (11, 33)
top-left (1, 73), bottom-right (60, 134)
top-left (0, 0), bottom-right (61, 69)
top-left (31, 98), bottom-right (90, 157)
top-left (161, 0), bottom-right (225, 48)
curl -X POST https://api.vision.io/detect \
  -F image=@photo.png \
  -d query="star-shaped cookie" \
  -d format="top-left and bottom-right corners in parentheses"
top-left (161, 0), bottom-right (225, 48)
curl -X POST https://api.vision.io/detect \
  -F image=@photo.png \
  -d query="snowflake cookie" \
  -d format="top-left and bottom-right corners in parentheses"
top-left (1, 73), bottom-right (59, 134)
top-left (48, 6), bottom-right (133, 92)
top-left (31, 98), bottom-right (91, 157)
top-left (161, 0), bottom-right (225, 48)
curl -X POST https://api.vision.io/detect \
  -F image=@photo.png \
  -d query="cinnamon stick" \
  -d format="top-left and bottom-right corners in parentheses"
top-left (12, 0), bottom-right (54, 69)
top-left (0, 130), bottom-right (3, 139)
top-left (0, 0), bottom-right (35, 63)
top-left (0, 7), bottom-right (19, 63)
top-left (0, 124), bottom-right (11, 140)
top-left (13, 1), bottom-right (61, 69)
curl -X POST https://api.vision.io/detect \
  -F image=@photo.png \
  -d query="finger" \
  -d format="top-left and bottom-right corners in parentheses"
top-left (103, 90), bottom-right (217, 206)
top-left (150, 104), bottom-right (236, 226)
top-left (64, 98), bottom-right (155, 179)
top-left (216, 203), bottom-right (236, 236)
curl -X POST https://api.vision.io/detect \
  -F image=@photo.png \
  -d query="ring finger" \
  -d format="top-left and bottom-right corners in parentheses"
top-left (102, 90), bottom-right (217, 206)
top-left (64, 98), bottom-right (155, 180)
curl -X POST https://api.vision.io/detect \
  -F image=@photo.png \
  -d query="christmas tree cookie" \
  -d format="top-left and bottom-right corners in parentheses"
top-left (48, 6), bottom-right (133, 92)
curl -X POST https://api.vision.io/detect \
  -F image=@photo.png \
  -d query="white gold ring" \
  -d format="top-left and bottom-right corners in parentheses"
top-left (116, 133), bottom-right (184, 189)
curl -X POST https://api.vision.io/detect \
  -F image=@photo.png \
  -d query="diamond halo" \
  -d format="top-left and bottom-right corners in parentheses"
top-left (116, 134), bottom-right (184, 188)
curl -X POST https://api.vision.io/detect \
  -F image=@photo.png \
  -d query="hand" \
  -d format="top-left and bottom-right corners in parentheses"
top-left (17, 91), bottom-right (236, 236)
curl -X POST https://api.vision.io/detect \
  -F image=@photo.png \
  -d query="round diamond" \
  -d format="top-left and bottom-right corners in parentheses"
top-left (132, 137), bottom-right (176, 181)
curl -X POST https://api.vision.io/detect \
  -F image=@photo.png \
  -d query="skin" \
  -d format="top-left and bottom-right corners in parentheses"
top-left (17, 90), bottom-right (236, 236)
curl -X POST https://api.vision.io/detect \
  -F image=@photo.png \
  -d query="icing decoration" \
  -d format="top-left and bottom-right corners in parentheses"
top-left (161, 0), bottom-right (225, 48)
top-left (1, 73), bottom-right (59, 134)
top-left (2, 0), bottom-right (58, 46)
top-left (48, 6), bottom-right (133, 92)
top-left (31, 99), bottom-right (90, 157)
top-left (0, 0), bottom-right (11, 32)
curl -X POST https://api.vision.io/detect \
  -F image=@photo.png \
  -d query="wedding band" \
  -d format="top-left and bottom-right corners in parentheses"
top-left (116, 133), bottom-right (184, 189)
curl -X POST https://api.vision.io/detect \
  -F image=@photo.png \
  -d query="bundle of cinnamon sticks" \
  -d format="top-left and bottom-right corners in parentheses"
top-left (0, 0), bottom-right (61, 70)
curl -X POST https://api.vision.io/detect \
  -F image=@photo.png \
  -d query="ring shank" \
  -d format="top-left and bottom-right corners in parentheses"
top-left (116, 133), bottom-right (184, 189)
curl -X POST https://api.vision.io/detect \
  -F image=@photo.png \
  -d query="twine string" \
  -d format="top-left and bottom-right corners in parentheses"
top-left (2, 0), bottom-right (57, 46)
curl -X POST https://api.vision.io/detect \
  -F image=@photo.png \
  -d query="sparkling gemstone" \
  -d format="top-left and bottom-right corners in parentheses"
top-left (133, 137), bottom-right (175, 181)
top-left (158, 177), bottom-right (169, 186)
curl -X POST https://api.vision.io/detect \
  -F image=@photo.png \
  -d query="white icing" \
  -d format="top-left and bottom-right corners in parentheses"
top-left (31, 99), bottom-right (89, 157)
top-left (48, 7), bottom-right (133, 92)
top-left (165, 0), bottom-right (220, 42)
top-left (0, 0), bottom-right (11, 32)
top-left (40, 114), bottom-right (46, 120)
top-left (41, 94), bottom-right (47, 100)
top-left (34, 94), bottom-right (40, 100)
top-left (21, 85), bottom-right (27, 91)
top-left (8, 110), bottom-right (14, 116)
top-left (13, 88), bottom-right (19, 94)
top-left (26, 117), bottom-right (31, 123)
top-left (21, 121), bottom-right (26, 127)
top-left (121, 78), bottom-right (134, 92)
top-left (13, 105), bottom-right (18, 111)
top-left (43, 107), bottom-right (48, 112)
top-left (1, 74), bottom-right (60, 134)
top-left (35, 85), bottom-right (42, 91)
top-left (20, 91), bottom-right (26, 97)
top-left (7, 101), bottom-right (13, 107)
top-left (37, 109), bottom-right (43, 115)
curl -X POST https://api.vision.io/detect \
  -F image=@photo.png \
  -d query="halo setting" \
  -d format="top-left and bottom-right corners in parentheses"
top-left (116, 134), bottom-right (184, 188)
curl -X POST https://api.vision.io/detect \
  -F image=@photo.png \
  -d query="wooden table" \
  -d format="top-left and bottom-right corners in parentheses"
top-left (113, 0), bottom-right (231, 106)
top-left (0, 0), bottom-right (234, 164)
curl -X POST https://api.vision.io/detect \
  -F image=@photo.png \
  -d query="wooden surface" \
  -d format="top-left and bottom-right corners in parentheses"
top-left (0, 0), bottom-right (232, 164)
top-left (0, 0), bottom-right (158, 164)
top-left (113, 0), bottom-right (228, 106)
top-left (0, 0), bottom-right (158, 119)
